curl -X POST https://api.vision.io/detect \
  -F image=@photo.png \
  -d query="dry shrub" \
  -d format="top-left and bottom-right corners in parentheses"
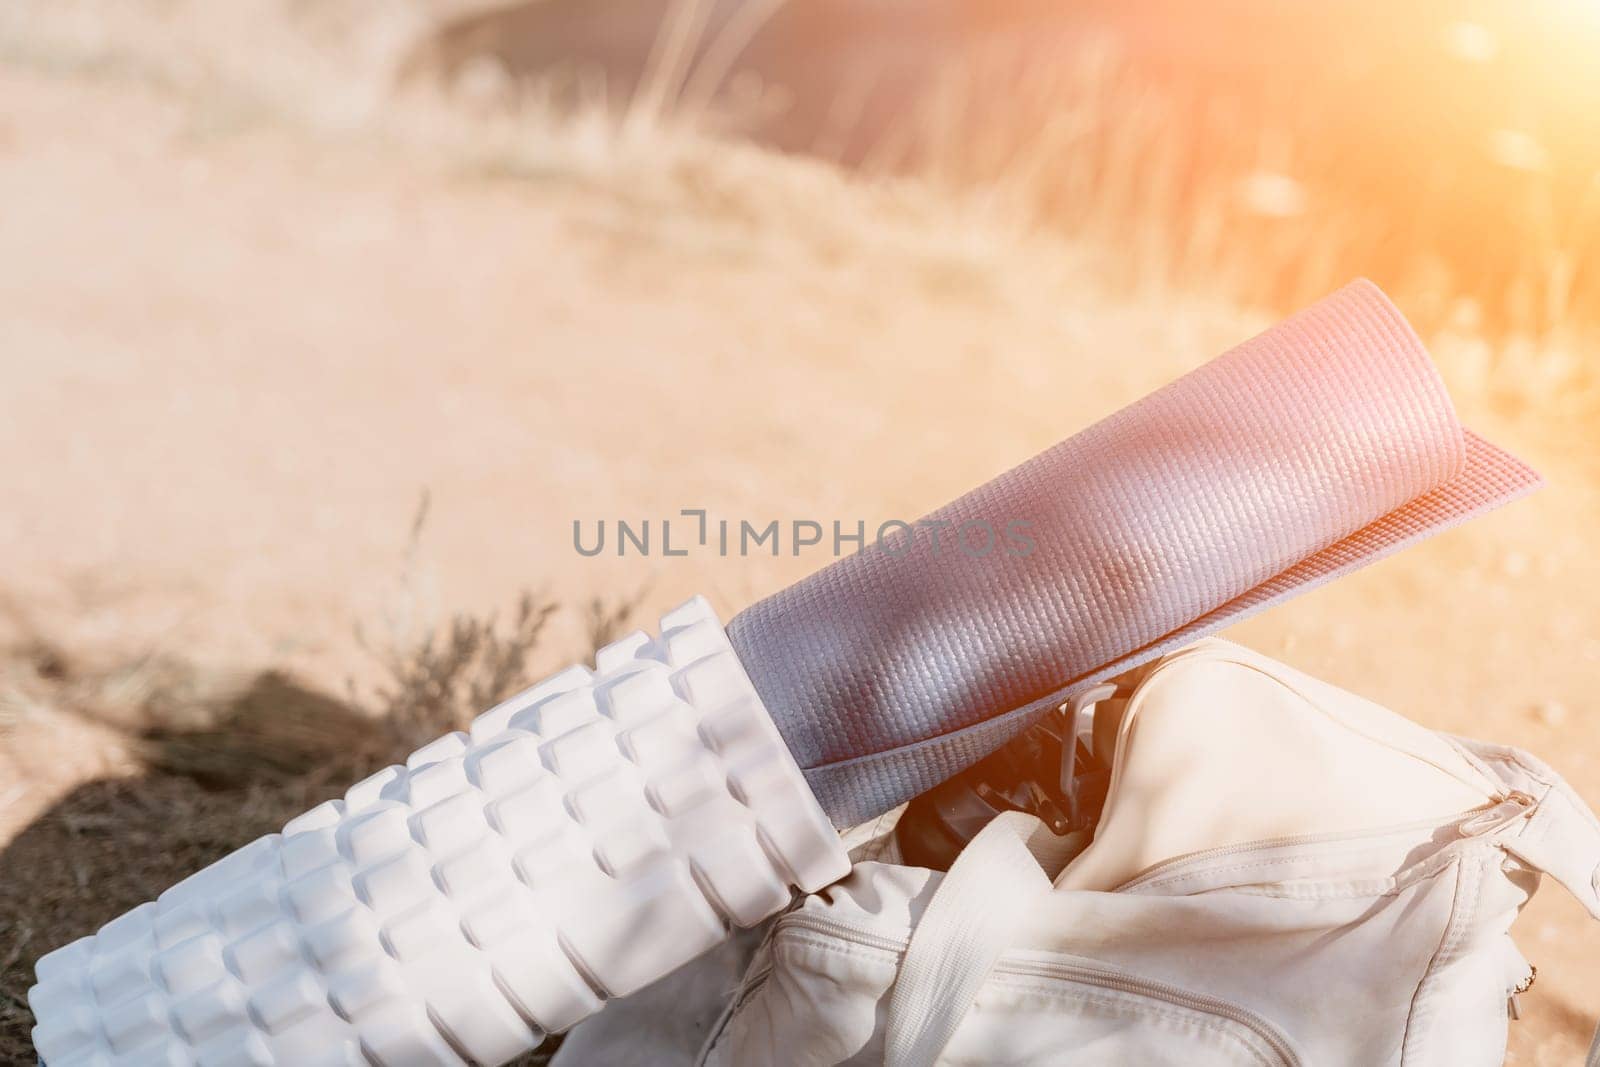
top-left (582, 585), bottom-right (654, 656)
top-left (366, 590), bottom-right (560, 752)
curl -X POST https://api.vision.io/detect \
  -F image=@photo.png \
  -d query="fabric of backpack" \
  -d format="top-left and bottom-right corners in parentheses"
top-left (699, 640), bottom-right (1600, 1066)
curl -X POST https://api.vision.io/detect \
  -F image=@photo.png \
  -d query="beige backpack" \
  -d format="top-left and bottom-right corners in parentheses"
top-left (701, 641), bottom-right (1600, 1066)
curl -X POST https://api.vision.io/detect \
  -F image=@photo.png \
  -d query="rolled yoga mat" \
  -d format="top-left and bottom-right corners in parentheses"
top-left (29, 280), bottom-right (1541, 1067)
top-left (729, 278), bottom-right (1543, 826)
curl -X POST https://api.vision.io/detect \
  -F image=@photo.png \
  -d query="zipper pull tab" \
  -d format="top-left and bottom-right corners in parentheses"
top-left (1459, 791), bottom-right (1538, 838)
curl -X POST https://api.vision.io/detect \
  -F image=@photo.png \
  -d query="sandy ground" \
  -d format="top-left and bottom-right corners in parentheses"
top-left (2, 60), bottom-right (1598, 1062)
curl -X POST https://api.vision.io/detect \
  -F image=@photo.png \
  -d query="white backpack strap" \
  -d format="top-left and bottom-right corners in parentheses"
top-left (884, 812), bottom-right (1059, 1067)
top-left (1489, 758), bottom-right (1600, 1061)
top-left (1501, 774), bottom-right (1600, 920)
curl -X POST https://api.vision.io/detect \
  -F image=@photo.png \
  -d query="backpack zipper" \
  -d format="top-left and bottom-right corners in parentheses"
top-left (1455, 790), bottom-right (1536, 837)
top-left (777, 913), bottom-right (1302, 1065)
top-left (1114, 792), bottom-right (1538, 893)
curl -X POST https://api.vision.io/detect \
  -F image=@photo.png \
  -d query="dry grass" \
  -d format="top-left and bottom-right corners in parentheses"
top-left (582, 587), bottom-right (655, 657)
top-left (363, 591), bottom-right (560, 752)
top-left (10, 0), bottom-right (1593, 407)
top-left (892, 30), bottom-right (1600, 399)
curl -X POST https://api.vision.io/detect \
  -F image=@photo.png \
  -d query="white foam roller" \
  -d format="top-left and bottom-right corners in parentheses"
top-left (28, 596), bottom-right (850, 1066)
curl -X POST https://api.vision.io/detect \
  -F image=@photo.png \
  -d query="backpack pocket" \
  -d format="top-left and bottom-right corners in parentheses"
top-left (703, 912), bottom-right (1301, 1066)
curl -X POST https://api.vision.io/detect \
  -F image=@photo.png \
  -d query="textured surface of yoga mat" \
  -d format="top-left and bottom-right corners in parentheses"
top-left (727, 281), bottom-right (1543, 826)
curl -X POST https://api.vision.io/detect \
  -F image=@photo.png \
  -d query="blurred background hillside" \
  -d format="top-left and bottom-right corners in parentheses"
top-left (1, 1), bottom-right (1597, 1063)
top-left (423, 0), bottom-right (1600, 354)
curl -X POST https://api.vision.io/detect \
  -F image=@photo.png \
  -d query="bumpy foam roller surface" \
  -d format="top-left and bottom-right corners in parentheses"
top-left (28, 596), bottom-right (849, 1067)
